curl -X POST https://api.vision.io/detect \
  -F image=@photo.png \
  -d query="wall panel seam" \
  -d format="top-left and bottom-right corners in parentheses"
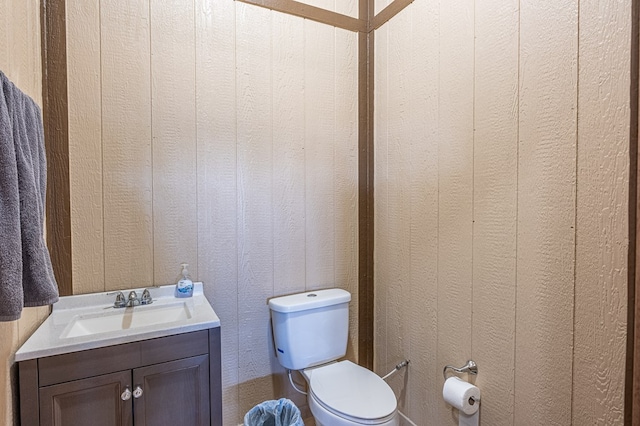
top-left (627, 0), bottom-right (639, 423)
top-left (148, 0), bottom-right (155, 284)
top-left (513, 1), bottom-right (521, 424)
top-left (471, 0), bottom-right (476, 359)
top-left (570, 1), bottom-right (581, 421)
top-left (99, 0), bottom-right (106, 291)
top-left (233, 2), bottom-right (241, 414)
top-left (194, 0), bottom-right (199, 275)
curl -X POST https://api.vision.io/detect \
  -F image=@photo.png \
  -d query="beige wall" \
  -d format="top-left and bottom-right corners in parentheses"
top-left (0, 0), bottom-right (50, 424)
top-left (4, 0), bottom-right (632, 425)
top-left (374, 0), bottom-right (630, 425)
top-left (66, 0), bottom-right (358, 422)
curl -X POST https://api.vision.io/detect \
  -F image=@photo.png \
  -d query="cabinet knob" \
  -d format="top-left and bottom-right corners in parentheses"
top-left (121, 387), bottom-right (132, 401)
top-left (133, 385), bottom-right (143, 399)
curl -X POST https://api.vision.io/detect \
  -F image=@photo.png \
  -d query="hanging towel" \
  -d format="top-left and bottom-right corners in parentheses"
top-left (0, 70), bottom-right (58, 321)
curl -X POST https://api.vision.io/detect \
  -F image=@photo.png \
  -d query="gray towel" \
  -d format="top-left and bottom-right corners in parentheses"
top-left (0, 70), bottom-right (59, 321)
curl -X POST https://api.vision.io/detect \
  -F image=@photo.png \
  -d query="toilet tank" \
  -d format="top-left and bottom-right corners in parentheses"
top-left (269, 289), bottom-right (351, 370)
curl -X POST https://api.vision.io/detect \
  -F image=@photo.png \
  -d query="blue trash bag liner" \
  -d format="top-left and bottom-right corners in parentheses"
top-left (244, 398), bottom-right (304, 426)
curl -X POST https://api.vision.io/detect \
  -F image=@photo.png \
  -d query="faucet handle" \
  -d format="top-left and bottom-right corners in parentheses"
top-left (112, 291), bottom-right (126, 308)
top-left (127, 291), bottom-right (140, 307)
top-left (141, 289), bottom-right (153, 305)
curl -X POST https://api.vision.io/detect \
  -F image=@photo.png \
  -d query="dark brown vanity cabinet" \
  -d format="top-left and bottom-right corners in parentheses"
top-left (19, 328), bottom-right (222, 426)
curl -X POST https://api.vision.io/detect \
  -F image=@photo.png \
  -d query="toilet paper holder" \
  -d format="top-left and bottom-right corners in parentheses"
top-left (443, 360), bottom-right (478, 380)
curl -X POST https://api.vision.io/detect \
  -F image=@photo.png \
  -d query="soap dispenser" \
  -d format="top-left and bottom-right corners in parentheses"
top-left (175, 263), bottom-right (194, 298)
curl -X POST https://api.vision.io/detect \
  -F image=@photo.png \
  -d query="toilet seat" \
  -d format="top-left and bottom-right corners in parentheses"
top-left (306, 361), bottom-right (397, 424)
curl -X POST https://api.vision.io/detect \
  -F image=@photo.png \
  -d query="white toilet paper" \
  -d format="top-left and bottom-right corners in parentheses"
top-left (442, 377), bottom-right (480, 415)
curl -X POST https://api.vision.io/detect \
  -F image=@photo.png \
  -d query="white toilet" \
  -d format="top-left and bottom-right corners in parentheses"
top-left (269, 289), bottom-right (399, 426)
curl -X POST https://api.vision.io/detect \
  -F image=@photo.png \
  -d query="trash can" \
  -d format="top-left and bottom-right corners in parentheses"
top-left (243, 398), bottom-right (304, 426)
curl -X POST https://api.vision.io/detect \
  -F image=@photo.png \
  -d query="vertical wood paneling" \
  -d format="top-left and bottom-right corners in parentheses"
top-left (27, 0), bottom-right (635, 423)
top-left (150, 0), bottom-right (198, 284)
top-left (195, 0), bottom-right (239, 422)
top-left (375, 0), bottom-right (630, 422)
top-left (573, 0), bottom-right (631, 423)
top-left (271, 17), bottom-right (312, 409)
top-left (407, 0), bottom-right (439, 421)
top-left (7, 0), bottom-right (41, 102)
top-left (0, 321), bottom-right (18, 425)
top-left (384, 7), bottom-right (412, 409)
top-left (0, 1), bottom-right (47, 423)
top-left (26, 0), bottom-right (41, 102)
top-left (516, 1), bottom-right (577, 424)
top-left (472, 0), bottom-right (519, 424)
top-left (235, 3), bottom-right (275, 414)
top-left (101, 0), bottom-right (153, 288)
top-left (436, 0), bottom-right (474, 422)
top-left (334, 27), bottom-right (359, 361)
top-left (66, 2), bottom-right (359, 422)
top-left (373, 23), bottom-right (389, 377)
top-left (0, 0), bottom-right (6, 68)
top-left (17, 308), bottom-right (45, 345)
top-left (305, 19), bottom-right (335, 290)
top-left (272, 13), bottom-right (306, 298)
top-left (67, 0), bottom-right (104, 294)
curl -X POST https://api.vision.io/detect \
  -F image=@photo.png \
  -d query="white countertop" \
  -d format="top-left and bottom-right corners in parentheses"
top-left (15, 282), bottom-right (220, 362)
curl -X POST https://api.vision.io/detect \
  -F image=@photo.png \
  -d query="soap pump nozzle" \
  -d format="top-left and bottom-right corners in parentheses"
top-left (181, 263), bottom-right (190, 279)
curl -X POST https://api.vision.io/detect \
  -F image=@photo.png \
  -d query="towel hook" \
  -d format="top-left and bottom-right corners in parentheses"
top-left (443, 360), bottom-right (478, 379)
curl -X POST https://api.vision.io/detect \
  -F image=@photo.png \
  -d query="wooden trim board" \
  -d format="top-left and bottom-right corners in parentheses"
top-left (357, 0), bottom-right (375, 370)
top-left (236, 0), bottom-right (367, 33)
top-left (236, 0), bottom-right (412, 34)
top-left (41, 0), bottom-right (72, 296)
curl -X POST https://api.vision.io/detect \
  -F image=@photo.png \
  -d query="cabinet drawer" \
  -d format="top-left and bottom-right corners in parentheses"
top-left (39, 330), bottom-right (209, 386)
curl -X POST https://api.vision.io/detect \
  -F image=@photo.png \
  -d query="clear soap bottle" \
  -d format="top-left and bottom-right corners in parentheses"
top-left (175, 263), bottom-right (194, 298)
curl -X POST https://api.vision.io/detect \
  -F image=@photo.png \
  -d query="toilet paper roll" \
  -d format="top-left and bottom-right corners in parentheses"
top-left (443, 377), bottom-right (480, 415)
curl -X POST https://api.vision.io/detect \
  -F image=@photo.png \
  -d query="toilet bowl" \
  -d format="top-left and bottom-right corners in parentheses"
top-left (301, 361), bottom-right (399, 426)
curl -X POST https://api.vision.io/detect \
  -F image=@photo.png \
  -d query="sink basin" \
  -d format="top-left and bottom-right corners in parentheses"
top-left (61, 302), bottom-right (193, 339)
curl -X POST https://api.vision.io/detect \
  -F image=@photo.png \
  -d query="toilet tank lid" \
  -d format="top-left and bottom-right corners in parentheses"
top-left (269, 289), bottom-right (351, 313)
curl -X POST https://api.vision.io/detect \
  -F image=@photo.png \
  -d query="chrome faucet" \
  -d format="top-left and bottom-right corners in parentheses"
top-left (110, 289), bottom-right (153, 308)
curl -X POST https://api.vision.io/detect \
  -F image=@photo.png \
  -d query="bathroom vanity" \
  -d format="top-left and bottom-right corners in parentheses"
top-left (15, 283), bottom-right (222, 426)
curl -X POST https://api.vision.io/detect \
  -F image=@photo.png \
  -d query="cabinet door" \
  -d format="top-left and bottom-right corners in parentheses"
top-left (39, 370), bottom-right (133, 426)
top-left (133, 354), bottom-right (210, 426)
